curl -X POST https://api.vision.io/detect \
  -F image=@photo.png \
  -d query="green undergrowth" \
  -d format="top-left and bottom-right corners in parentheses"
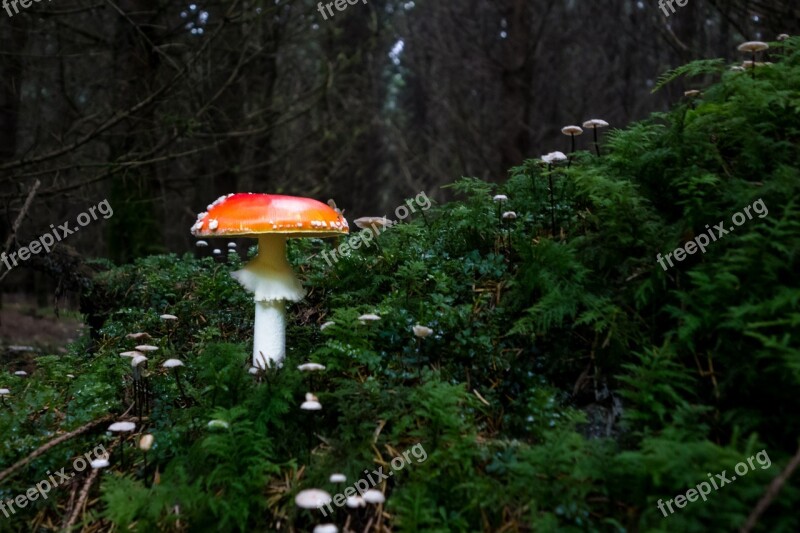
top-left (1, 38), bottom-right (800, 532)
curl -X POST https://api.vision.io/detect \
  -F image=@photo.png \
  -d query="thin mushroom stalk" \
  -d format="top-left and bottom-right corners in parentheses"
top-left (561, 126), bottom-right (583, 168)
top-left (583, 120), bottom-right (609, 157)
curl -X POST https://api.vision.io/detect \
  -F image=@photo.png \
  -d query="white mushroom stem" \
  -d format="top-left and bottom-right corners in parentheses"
top-left (253, 301), bottom-right (286, 369)
top-left (230, 234), bottom-right (306, 369)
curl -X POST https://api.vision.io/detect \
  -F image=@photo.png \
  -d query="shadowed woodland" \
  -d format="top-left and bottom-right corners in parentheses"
top-left (1, 0), bottom-right (800, 532)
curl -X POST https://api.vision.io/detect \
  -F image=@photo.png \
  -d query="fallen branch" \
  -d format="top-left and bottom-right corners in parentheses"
top-left (0, 179), bottom-right (40, 283)
top-left (0, 414), bottom-right (114, 483)
top-left (740, 441), bottom-right (800, 533)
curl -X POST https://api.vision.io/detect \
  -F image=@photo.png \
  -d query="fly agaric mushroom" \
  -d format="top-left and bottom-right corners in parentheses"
top-left (191, 194), bottom-right (348, 369)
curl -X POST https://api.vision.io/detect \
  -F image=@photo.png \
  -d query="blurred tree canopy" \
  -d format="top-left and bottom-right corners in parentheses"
top-left (0, 0), bottom-right (798, 263)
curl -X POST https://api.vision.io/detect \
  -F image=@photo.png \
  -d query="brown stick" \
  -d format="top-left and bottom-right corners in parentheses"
top-left (740, 441), bottom-right (800, 533)
top-left (0, 178), bottom-right (40, 278)
top-left (61, 440), bottom-right (119, 531)
top-left (0, 414), bottom-right (113, 483)
top-left (61, 464), bottom-right (100, 531)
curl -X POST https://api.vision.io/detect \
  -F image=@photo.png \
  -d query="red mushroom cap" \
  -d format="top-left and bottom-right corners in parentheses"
top-left (191, 193), bottom-right (349, 238)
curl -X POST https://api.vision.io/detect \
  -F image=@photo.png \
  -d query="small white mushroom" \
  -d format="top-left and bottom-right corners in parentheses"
top-left (329, 473), bottom-right (347, 483)
top-left (502, 211), bottom-right (517, 220)
top-left (108, 421), bottom-right (136, 433)
top-left (120, 351), bottom-right (144, 358)
top-left (90, 458), bottom-right (110, 469)
top-left (412, 325), bottom-right (433, 338)
top-left (313, 525), bottom-right (338, 533)
top-left (0, 388), bottom-right (10, 395)
top-left (492, 194), bottom-right (508, 203)
top-left (207, 420), bottom-right (229, 429)
top-left (195, 240), bottom-right (209, 248)
top-left (139, 434), bottom-right (154, 451)
top-left (346, 495), bottom-right (366, 508)
top-left (162, 359), bottom-right (184, 369)
top-left (126, 332), bottom-right (152, 341)
top-left (13, 371), bottom-right (27, 377)
top-left (295, 489), bottom-right (332, 509)
top-left (582, 119), bottom-right (610, 156)
top-left (363, 489), bottom-right (386, 504)
top-left (301, 399), bottom-right (322, 411)
top-left (358, 313), bottom-right (381, 323)
top-left (320, 321), bottom-right (335, 331)
top-left (160, 314), bottom-right (178, 321)
top-left (135, 345), bottom-right (159, 352)
top-left (541, 151), bottom-right (568, 165)
top-left (737, 41), bottom-right (769, 53)
top-left (131, 355), bottom-right (148, 368)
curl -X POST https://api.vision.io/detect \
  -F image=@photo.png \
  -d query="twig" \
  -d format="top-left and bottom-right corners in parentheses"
top-left (0, 414), bottom-right (113, 483)
top-left (740, 441), bottom-right (800, 533)
top-left (61, 440), bottom-right (119, 531)
top-left (61, 462), bottom-right (100, 531)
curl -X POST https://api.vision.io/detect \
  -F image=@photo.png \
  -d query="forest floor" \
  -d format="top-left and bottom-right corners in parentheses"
top-left (0, 294), bottom-right (83, 362)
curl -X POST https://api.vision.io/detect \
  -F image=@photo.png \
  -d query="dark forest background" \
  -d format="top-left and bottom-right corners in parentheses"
top-left (1, 0), bottom-right (798, 282)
